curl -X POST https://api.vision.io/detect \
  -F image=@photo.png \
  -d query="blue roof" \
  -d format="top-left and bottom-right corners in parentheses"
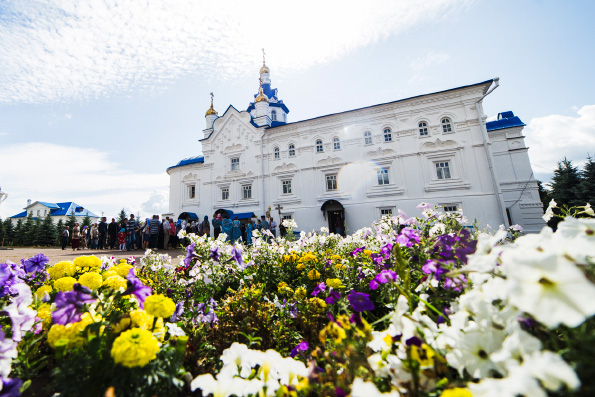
top-left (167, 156), bottom-right (205, 171)
top-left (486, 111), bottom-right (526, 131)
top-left (10, 201), bottom-right (98, 218)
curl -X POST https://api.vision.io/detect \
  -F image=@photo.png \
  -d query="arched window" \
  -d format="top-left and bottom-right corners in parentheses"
top-left (316, 139), bottom-right (323, 153)
top-left (441, 118), bottom-right (452, 133)
top-left (274, 146), bottom-right (280, 159)
top-left (271, 110), bottom-right (277, 121)
top-left (288, 143), bottom-right (296, 157)
top-left (364, 131), bottom-right (372, 145)
top-left (419, 121), bottom-right (428, 136)
top-left (383, 128), bottom-right (392, 142)
top-left (333, 137), bottom-right (341, 150)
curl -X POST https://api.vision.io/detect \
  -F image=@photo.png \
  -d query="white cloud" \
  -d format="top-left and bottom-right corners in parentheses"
top-left (0, 0), bottom-right (473, 104)
top-left (524, 105), bottom-right (595, 182)
top-left (0, 132), bottom-right (8, 136)
top-left (0, 142), bottom-right (168, 219)
top-left (408, 51), bottom-right (452, 83)
top-left (141, 190), bottom-right (169, 217)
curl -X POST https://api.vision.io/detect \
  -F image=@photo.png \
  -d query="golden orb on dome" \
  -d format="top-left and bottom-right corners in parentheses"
top-left (260, 64), bottom-right (270, 74)
top-left (205, 93), bottom-right (218, 116)
top-left (255, 86), bottom-right (269, 103)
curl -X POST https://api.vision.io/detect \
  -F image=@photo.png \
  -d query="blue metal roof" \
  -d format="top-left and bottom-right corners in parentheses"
top-left (486, 111), bottom-right (526, 132)
top-left (167, 156), bottom-right (205, 171)
top-left (36, 201), bottom-right (60, 209)
top-left (178, 212), bottom-right (199, 220)
top-left (10, 201), bottom-right (98, 218)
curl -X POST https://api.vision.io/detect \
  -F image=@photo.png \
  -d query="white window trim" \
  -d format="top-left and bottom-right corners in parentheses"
top-left (364, 131), bottom-right (373, 146)
top-left (332, 137), bottom-right (341, 151)
top-left (422, 150), bottom-right (470, 192)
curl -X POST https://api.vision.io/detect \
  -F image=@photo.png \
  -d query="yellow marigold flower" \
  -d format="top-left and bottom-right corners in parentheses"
top-left (47, 324), bottom-right (68, 348)
top-left (73, 255), bottom-right (102, 273)
top-left (102, 270), bottom-right (117, 280)
top-left (130, 309), bottom-right (152, 329)
top-left (307, 269), bottom-right (321, 280)
top-left (47, 313), bottom-right (97, 349)
top-left (277, 282), bottom-right (294, 295)
top-left (295, 287), bottom-right (307, 300)
top-left (35, 285), bottom-right (52, 300)
top-left (103, 275), bottom-right (128, 291)
top-left (296, 263), bottom-right (306, 270)
top-left (330, 255), bottom-right (342, 261)
top-left (37, 303), bottom-right (52, 329)
top-left (283, 255), bottom-right (292, 262)
top-left (114, 263), bottom-right (133, 278)
top-left (54, 277), bottom-right (77, 292)
top-left (299, 252), bottom-right (318, 263)
top-left (441, 388), bottom-right (472, 397)
top-left (308, 297), bottom-right (327, 312)
top-left (47, 261), bottom-right (75, 280)
top-left (113, 316), bottom-right (132, 334)
top-left (410, 343), bottom-right (435, 367)
top-left (363, 250), bottom-right (373, 256)
top-left (334, 262), bottom-right (347, 271)
top-left (321, 321), bottom-right (346, 344)
top-left (111, 328), bottom-right (159, 368)
top-left (78, 272), bottom-right (103, 290)
top-left (144, 294), bottom-right (176, 318)
top-left (325, 278), bottom-right (344, 289)
top-left (278, 281), bottom-right (288, 290)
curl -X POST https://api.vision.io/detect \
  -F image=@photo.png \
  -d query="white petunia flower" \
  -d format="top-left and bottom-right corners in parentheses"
top-left (542, 199), bottom-right (557, 222)
top-left (351, 377), bottom-right (400, 397)
top-left (165, 322), bottom-right (185, 337)
top-left (523, 350), bottom-right (580, 392)
top-left (445, 328), bottom-right (505, 378)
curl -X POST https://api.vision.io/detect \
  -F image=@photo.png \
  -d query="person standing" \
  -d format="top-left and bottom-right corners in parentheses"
top-left (108, 218), bottom-right (117, 249)
top-left (90, 223), bottom-right (99, 249)
top-left (118, 228), bottom-right (126, 251)
top-left (201, 215), bottom-right (210, 238)
top-left (72, 223), bottom-right (81, 251)
top-left (169, 218), bottom-right (176, 248)
top-left (162, 217), bottom-right (171, 249)
top-left (231, 216), bottom-right (241, 242)
top-left (61, 226), bottom-right (70, 250)
top-left (98, 217), bottom-right (107, 249)
top-left (269, 217), bottom-right (277, 238)
top-left (279, 221), bottom-right (287, 238)
top-left (246, 219), bottom-right (255, 245)
top-left (80, 226), bottom-right (88, 250)
top-left (212, 214), bottom-right (222, 239)
top-left (149, 215), bottom-right (160, 249)
top-left (126, 214), bottom-right (136, 251)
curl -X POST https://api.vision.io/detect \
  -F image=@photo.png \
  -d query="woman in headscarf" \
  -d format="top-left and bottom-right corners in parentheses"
top-left (231, 216), bottom-right (241, 243)
top-left (201, 215), bottom-right (210, 238)
top-left (190, 221), bottom-right (197, 234)
top-left (221, 216), bottom-right (232, 242)
top-left (72, 223), bottom-right (81, 251)
top-left (212, 213), bottom-right (222, 239)
top-left (246, 219), bottom-right (255, 245)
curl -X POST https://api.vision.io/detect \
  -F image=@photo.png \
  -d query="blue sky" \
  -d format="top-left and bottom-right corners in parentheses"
top-left (1, 0), bottom-right (594, 220)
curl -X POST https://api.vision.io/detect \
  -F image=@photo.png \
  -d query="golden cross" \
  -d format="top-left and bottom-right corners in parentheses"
top-left (261, 48), bottom-right (266, 65)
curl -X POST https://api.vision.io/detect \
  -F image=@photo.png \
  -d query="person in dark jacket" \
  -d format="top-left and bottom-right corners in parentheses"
top-left (98, 217), bottom-right (108, 249)
top-left (108, 218), bottom-right (117, 249)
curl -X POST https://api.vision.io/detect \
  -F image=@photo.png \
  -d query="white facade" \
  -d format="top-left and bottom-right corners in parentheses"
top-left (9, 201), bottom-right (99, 226)
top-left (168, 66), bottom-right (545, 233)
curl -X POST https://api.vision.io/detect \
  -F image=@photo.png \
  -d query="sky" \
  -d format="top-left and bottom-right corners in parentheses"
top-left (1, 0), bottom-right (594, 220)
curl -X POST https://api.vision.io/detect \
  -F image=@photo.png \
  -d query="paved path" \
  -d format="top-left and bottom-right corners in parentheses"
top-left (0, 247), bottom-right (181, 264)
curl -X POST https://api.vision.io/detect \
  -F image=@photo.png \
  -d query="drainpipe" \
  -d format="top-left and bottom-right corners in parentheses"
top-left (475, 77), bottom-right (509, 228)
top-left (260, 130), bottom-right (266, 216)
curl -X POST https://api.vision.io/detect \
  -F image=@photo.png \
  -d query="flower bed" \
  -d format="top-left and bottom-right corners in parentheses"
top-left (1, 203), bottom-right (594, 396)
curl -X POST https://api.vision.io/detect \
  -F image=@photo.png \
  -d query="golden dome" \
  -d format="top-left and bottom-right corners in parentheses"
top-left (205, 94), bottom-right (218, 116)
top-left (255, 86), bottom-right (269, 103)
top-left (260, 64), bottom-right (270, 74)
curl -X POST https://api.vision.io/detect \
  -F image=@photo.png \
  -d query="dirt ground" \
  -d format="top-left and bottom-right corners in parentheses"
top-left (0, 246), bottom-right (182, 264)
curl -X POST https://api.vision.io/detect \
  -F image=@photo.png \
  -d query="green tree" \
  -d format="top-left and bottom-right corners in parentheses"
top-left (21, 213), bottom-right (36, 246)
top-left (30, 217), bottom-right (42, 245)
top-left (55, 219), bottom-right (65, 246)
top-left (37, 215), bottom-right (57, 246)
top-left (3, 219), bottom-right (14, 246)
top-left (117, 209), bottom-right (127, 225)
top-left (577, 155), bottom-right (595, 207)
top-left (537, 180), bottom-right (552, 210)
top-left (82, 214), bottom-right (92, 228)
top-left (66, 211), bottom-right (77, 230)
top-left (13, 219), bottom-right (24, 246)
top-left (550, 157), bottom-right (582, 208)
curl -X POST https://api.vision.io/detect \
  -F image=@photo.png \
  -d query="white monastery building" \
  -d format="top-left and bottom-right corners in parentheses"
top-left (167, 59), bottom-right (545, 233)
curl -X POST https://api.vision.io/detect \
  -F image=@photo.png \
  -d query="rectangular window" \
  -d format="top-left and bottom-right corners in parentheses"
top-left (221, 187), bottom-right (229, 200)
top-left (380, 208), bottom-right (393, 216)
top-left (231, 157), bottom-right (239, 171)
top-left (326, 174), bottom-right (337, 190)
top-left (443, 205), bottom-right (459, 212)
top-left (188, 185), bottom-right (196, 199)
top-left (242, 185), bottom-right (252, 199)
top-left (282, 215), bottom-right (293, 220)
top-left (377, 169), bottom-right (390, 185)
top-left (37, 210), bottom-right (40, 216)
top-left (282, 180), bottom-right (292, 194)
top-left (436, 161), bottom-right (451, 180)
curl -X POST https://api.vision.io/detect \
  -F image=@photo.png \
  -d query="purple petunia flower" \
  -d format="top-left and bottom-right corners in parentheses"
top-left (347, 290), bottom-right (374, 312)
top-left (350, 246), bottom-right (365, 257)
top-left (375, 269), bottom-right (398, 284)
top-left (230, 245), bottom-right (244, 268)
top-left (184, 243), bottom-right (196, 267)
top-left (51, 284), bottom-right (96, 325)
top-left (311, 282), bottom-right (326, 297)
top-left (369, 279), bottom-right (379, 290)
top-left (290, 341), bottom-right (309, 358)
top-left (210, 246), bottom-right (221, 262)
top-left (444, 274), bottom-right (467, 291)
top-left (396, 228), bottom-right (421, 247)
top-left (405, 335), bottom-right (423, 347)
top-left (288, 302), bottom-right (298, 318)
top-left (171, 301), bottom-right (185, 322)
top-left (123, 269), bottom-right (152, 309)
top-left (22, 253), bottom-right (49, 274)
top-left (325, 290), bottom-right (341, 305)
top-left (1, 377), bottom-right (23, 397)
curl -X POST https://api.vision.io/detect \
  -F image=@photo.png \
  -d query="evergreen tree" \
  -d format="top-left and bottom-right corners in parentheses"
top-left (21, 213), bottom-right (36, 246)
top-left (550, 157), bottom-right (582, 208)
top-left (56, 219), bottom-right (65, 245)
top-left (117, 209), bottom-right (127, 225)
top-left (29, 217), bottom-right (42, 246)
top-left (82, 214), bottom-right (92, 228)
top-left (37, 215), bottom-right (57, 246)
top-left (577, 155), bottom-right (595, 207)
top-left (13, 219), bottom-right (24, 246)
top-left (66, 212), bottom-right (77, 230)
top-left (3, 219), bottom-right (14, 246)
top-left (537, 180), bottom-right (552, 210)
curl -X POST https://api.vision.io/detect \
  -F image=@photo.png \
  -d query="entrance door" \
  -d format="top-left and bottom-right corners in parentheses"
top-left (328, 209), bottom-right (345, 236)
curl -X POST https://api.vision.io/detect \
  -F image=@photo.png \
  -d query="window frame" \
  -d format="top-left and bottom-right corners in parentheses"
top-left (188, 184), bottom-right (196, 199)
top-left (288, 143), bottom-right (296, 157)
top-left (221, 187), bottom-right (230, 201)
top-left (383, 128), bottom-right (392, 142)
top-left (230, 157), bottom-right (240, 171)
top-left (380, 208), bottom-right (393, 216)
top-left (442, 204), bottom-right (459, 212)
top-left (418, 121), bottom-right (429, 136)
top-left (435, 161), bottom-right (452, 180)
top-left (282, 179), bottom-right (292, 195)
top-left (242, 184), bottom-right (252, 199)
top-left (441, 118), bottom-right (453, 133)
top-left (377, 168), bottom-right (390, 185)
top-left (326, 174), bottom-right (338, 191)
top-left (273, 146), bottom-right (280, 159)
top-left (271, 109), bottom-right (277, 121)
top-left (333, 136), bottom-right (341, 151)
top-left (316, 139), bottom-right (324, 153)
top-left (364, 131), bottom-right (373, 145)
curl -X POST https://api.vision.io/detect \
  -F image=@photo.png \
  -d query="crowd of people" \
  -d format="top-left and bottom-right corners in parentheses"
top-left (60, 213), bottom-right (286, 251)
